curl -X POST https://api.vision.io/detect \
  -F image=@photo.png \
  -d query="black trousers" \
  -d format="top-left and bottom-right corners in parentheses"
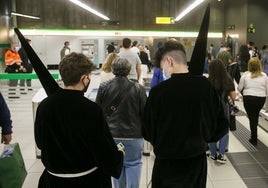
top-left (152, 153), bottom-right (207, 188)
top-left (243, 96), bottom-right (266, 141)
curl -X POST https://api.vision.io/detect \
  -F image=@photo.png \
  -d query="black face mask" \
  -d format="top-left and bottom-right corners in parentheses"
top-left (82, 77), bottom-right (90, 93)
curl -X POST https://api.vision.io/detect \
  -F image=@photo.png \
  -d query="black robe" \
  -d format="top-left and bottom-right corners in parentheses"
top-left (142, 73), bottom-right (228, 187)
top-left (35, 88), bottom-right (123, 188)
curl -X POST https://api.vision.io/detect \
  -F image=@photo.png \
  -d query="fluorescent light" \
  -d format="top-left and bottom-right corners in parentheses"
top-left (19, 28), bottom-right (223, 38)
top-left (175, 0), bottom-right (205, 21)
top-left (11, 12), bottom-right (40, 20)
top-left (229, 34), bottom-right (239, 38)
top-left (69, 0), bottom-right (110, 20)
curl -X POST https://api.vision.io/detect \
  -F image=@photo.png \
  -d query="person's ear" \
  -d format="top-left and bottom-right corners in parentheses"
top-left (166, 56), bottom-right (174, 66)
top-left (80, 75), bottom-right (87, 82)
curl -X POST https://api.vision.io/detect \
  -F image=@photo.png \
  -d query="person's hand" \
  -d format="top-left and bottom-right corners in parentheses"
top-left (117, 142), bottom-right (125, 156)
top-left (1, 134), bottom-right (12, 144)
top-left (19, 66), bottom-right (27, 72)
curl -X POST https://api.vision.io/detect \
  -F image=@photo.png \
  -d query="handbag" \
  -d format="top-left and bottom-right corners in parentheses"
top-left (229, 115), bottom-right (237, 131)
top-left (227, 97), bottom-right (238, 131)
top-left (0, 143), bottom-right (27, 188)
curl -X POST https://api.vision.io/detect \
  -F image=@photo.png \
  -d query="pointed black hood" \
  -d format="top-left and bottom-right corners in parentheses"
top-left (188, 3), bottom-right (210, 75)
top-left (14, 28), bottom-right (59, 96)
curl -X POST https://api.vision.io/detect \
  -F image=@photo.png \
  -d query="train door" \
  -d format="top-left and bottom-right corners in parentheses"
top-left (81, 39), bottom-right (99, 67)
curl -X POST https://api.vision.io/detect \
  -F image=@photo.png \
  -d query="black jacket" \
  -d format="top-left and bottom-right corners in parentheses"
top-left (143, 73), bottom-right (228, 159)
top-left (139, 51), bottom-right (149, 65)
top-left (96, 76), bottom-right (147, 138)
top-left (227, 62), bottom-right (241, 84)
top-left (18, 47), bottom-right (33, 73)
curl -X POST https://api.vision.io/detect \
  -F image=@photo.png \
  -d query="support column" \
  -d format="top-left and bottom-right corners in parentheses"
top-left (0, 0), bottom-right (12, 73)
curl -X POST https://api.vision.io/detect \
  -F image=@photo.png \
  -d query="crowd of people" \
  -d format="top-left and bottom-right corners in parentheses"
top-left (1, 37), bottom-right (268, 188)
top-left (205, 41), bottom-right (268, 148)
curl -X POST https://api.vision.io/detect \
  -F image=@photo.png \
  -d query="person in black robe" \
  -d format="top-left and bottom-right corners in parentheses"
top-left (142, 40), bottom-right (228, 188)
top-left (34, 52), bottom-right (124, 188)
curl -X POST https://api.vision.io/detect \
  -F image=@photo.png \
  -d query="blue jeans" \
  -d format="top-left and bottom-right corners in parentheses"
top-left (209, 133), bottom-right (229, 156)
top-left (113, 138), bottom-right (143, 188)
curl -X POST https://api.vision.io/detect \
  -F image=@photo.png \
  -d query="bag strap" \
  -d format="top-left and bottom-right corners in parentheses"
top-left (106, 82), bottom-right (135, 117)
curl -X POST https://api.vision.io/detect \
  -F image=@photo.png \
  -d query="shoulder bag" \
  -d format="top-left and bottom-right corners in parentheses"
top-left (107, 83), bottom-right (135, 117)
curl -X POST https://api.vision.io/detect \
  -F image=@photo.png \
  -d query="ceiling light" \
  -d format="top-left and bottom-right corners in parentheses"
top-left (20, 28), bottom-right (223, 38)
top-left (175, 0), bottom-right (205, 21)
top-left (69, 0), bottom-right (110, 20)
top-left (11, 12), bottom-right (40, 20)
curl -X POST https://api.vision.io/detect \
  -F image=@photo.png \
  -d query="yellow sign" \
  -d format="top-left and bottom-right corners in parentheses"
top-left (156, 17), bottom-right (175, 24)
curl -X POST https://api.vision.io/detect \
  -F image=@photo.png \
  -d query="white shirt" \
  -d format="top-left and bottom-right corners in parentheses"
top-left (131, 46), bottom-right (140, 55)
top-left (118, 49), bottom-right (141, 80)
top-left (238, 71), bottom-right (268, 97)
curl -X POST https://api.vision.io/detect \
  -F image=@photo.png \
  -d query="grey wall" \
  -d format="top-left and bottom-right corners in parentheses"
top-left (224, 0), bottom-right (268, 50)
top-left (224, 0), bottom-right (247, 47)
top-left (15, 0), bottom-right (224, 32)
top-left (247, 0), bottom-right (268, 49)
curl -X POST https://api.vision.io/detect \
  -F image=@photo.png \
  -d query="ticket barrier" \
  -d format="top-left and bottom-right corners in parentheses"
top-left (32, 88), bottom-right (47, 158)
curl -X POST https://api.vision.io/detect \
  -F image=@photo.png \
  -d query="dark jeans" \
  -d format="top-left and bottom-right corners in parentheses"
top-left (20, 79), bottom-right (32, 87)
top-left (243, 95), bottom-right (266, 141)
top-left (9, 79), bottom-right (18, 87)
top-left (152, 153), bottom-right (207, 188)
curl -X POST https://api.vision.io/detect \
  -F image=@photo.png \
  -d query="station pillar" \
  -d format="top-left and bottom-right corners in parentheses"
top-left (0, 0), bottom-right (12, 73)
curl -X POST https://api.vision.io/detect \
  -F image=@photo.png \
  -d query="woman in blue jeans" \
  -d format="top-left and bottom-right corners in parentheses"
top-left (208, 59), bottom-right (237, 163)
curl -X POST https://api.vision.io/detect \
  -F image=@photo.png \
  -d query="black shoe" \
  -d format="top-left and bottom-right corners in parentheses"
top-left (8, 96), bottom-right (20, 99)
top-left (249, 138), bottom-right (257, 146)
top-left (142, 152), bottom-right (150, 156)
top-left (20, 88), bottom-right (27, 94)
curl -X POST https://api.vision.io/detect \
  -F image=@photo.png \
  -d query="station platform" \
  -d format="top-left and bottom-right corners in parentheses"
top-left (1, 70), bottom-right (268, 188)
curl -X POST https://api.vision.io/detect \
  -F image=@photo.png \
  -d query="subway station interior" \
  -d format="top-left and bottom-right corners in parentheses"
top-left (1, 0), bottom-right (268, 187)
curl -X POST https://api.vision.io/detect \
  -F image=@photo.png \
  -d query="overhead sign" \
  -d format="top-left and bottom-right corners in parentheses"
top-left (156, 17), bottom-right (175, 24)
top-left (247, 23), bottom-right (255, 33)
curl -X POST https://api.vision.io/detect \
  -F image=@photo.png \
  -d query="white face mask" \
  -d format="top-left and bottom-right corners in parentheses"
top-left (15, 46), bottom-right (20, 52)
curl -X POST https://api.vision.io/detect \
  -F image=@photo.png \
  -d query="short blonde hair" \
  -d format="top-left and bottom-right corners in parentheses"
top-left (139, 45), bottom-right (145, 51)
top-left (102, 53), bottom-right (119, 73)
top-left (248, 57), bottom-right (263, 78)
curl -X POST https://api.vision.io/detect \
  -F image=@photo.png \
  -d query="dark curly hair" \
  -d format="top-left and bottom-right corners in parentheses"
top-left (59, 52), bottom-right (95, 86)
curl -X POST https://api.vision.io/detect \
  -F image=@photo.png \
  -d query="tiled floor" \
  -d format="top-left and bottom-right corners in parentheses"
top-left (1, 70), bottom-right (267, 188)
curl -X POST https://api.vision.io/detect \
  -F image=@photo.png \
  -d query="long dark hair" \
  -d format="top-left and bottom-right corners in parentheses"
top-left (208, 59), bottom-right (233, 92)
top-left (239, 44), bottom-right (250, 62)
